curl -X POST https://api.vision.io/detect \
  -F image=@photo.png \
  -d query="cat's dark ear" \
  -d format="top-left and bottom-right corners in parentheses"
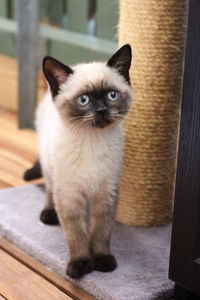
top-left (107, 44), bottom-right (132, 83)
top-left (43, 56), bottom-right (73, 97)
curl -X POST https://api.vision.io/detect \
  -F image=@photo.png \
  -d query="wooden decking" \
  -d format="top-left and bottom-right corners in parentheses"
top-left (0, 108), bottom-right (41, 188)
top-left (0, 108), bottom-right (94, 300)
top-left (0, 54), bottom-right (46, 112)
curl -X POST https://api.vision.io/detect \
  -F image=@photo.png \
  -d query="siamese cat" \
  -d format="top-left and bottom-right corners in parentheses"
top-left (29, 44), bottom-right (132, 278)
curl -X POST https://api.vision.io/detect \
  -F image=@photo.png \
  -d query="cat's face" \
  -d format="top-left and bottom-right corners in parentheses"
top-left (43, 44), bottom-right (132, 129)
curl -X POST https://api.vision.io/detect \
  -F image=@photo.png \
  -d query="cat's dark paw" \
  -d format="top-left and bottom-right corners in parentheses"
top-left (23, 159), bottom-right (42, 181)
top-left (40, 208), bottom-right (59, 225)
top-left (93, 254), bottom-right (117, 272)
top-left (67, 258), bottom-right (93, 278)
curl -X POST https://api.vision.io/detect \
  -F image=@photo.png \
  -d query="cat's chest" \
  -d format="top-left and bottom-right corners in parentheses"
top-left (54, 129), bottom-right (123, 179)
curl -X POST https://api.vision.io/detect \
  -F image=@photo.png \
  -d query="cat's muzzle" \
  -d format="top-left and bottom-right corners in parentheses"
top-left (93, 113), bottom-right (112, 128)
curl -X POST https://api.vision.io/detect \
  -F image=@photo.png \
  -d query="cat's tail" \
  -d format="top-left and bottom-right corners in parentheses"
top-left (24, 159), bottom-right (42, 181)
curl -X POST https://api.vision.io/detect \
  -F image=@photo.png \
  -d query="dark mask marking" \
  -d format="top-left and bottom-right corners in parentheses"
top-left (61, 88), bottom-right (131, 128)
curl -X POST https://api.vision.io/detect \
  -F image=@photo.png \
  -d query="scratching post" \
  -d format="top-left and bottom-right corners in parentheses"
top-left (117, 0), bottom-right (188, 226)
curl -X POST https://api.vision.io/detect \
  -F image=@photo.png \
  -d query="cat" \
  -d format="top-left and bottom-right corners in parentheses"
top-left (34, 44), bottom-right (132, 278)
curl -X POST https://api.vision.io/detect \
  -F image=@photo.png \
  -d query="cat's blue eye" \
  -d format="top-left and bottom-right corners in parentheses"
top-left (77, 95), bottom-right (90, 105)
top-left (107, 91), bottom-right (118, 101)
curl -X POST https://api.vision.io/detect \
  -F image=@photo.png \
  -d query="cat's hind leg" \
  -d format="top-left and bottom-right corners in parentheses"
top-left (40, 173), bottom-right (59, 225)
top-left (40, 190), bottom-right (59, 225)
top-left (23, 158), bottom-right (42, 180)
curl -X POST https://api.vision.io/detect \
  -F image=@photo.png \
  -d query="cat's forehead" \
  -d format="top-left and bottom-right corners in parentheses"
top-left (73, 62), bottom-right (112, 82)
top-left (60, 62), bottom-right (131, 99)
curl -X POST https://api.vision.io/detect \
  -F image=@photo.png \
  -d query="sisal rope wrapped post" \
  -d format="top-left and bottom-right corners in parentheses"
top-left (117, 0), bottom-right (188, 226)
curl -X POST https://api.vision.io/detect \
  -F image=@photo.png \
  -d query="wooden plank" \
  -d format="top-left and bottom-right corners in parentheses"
top-left (0, 16), bottom-right (16, 32)
top-left (0, 55), bottom-right (17, 110)
top-left (0, 16), bottom-right (117, 59)
top-left (43, 23), bottom-right (117, 64)
top-left (0, 31), bottom-right (15, 56)
top-left (0, 109), bottom-right (38, 154)
top-left (0, 138), bottom-right (36, 163)
top-left (39, 0), bottom-right (49, 21)
top-left (18, 0), bottom-right (39, 129)
top-left (89, 0), bottom-right (96, 20)
top-left (48, 40), bottom-right (113, 65)
top-left (42, 24), bottom-right (116, 55)
top-left (11, 0), bottom-right (18, 20)
top-left (0, 154), bottom-right (31, 186)
top-left (40, 0), bottom-right (64, 27)
top-left (0, 0), bottom-right (7, 17)
top-left (0, 147), bottom-right (42, 187)
top-left (49, 0), bottom-right (64, 26)
top-left (0, 249), bottom-right (73, 300)
top-left (67, 0), bottom-right (88, 34)
top-left (0, 108), bottom-right (42, 187)
top-left (0, 55), bottom-right (46, 111)
top-left (0, 238), bottom-right (95, 300)
top-left (96, 0), bottom-right (118, 40)
top-left (0, 181), bottom-right (11, 189)
top-left (169, 0), bottom-right (200, 296)
top-left (88, 0), bottom-right (96, 36)
top-left (0, 17), bottom-right (16, 56)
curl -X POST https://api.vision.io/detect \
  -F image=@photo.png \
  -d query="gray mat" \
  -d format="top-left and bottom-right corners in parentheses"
top-left (0, 184), bottom-right (174, 300)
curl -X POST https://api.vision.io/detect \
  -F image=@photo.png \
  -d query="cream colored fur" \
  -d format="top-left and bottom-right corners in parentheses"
top-left (36, 61), bottom-right (132, 267)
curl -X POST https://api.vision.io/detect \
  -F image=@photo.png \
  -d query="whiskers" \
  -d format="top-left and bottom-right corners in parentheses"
top-left (110, 111), bottom-right (130, 130)
top-left (63, 115), bottom-right (94, 137)
top-left (62, 110), bottom-right (130, 137)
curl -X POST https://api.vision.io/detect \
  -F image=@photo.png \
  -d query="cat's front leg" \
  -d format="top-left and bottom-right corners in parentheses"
top-left (90, 187), bottom-right (118, 272)
top-left (55, 188), bottom-right (93, 278)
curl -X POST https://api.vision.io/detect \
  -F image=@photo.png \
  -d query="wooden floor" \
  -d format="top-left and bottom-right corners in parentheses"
top-left (0, 108), bottom-right (94, 300)
top-left (0, 54), bottom-right (46, 111)
top-left (0, 108), bottom-right (41, 188)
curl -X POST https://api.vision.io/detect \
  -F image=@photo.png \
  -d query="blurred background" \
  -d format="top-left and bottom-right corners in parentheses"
top-left (0, 0), bottom-right (118, 188)
top-left (0, 0), bottom-right (118, 117)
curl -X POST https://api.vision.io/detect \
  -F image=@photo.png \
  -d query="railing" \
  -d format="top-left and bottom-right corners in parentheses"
top-left (0, 0), bottom-right (118, 63)
top-left (0, 0), bottom-right (119, 127)
top-left (40, 0), bottom-right (118, 40)
top-left (0, 0), bottom-right (118, 127)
